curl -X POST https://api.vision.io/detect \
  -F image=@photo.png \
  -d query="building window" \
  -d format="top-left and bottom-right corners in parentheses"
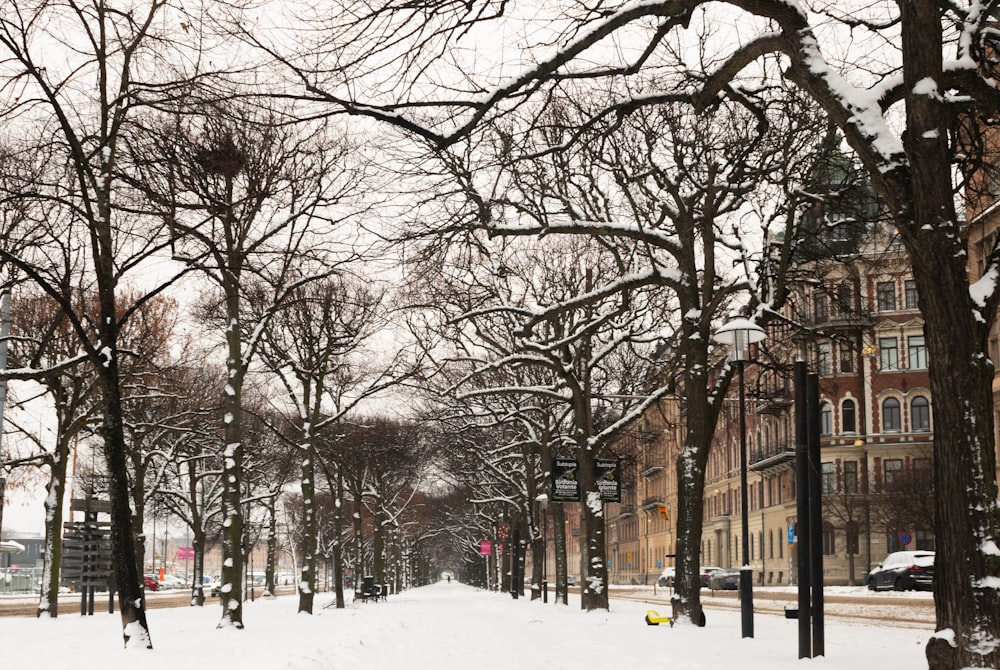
top-left (905, 280), bottom-right (919, 310)
top-left (822, 462), bottom-right (836, 494)
top-left (884, 458), bottom-right (903, 490)
top-left (912, 396), bottom-right (930, 432)
top-left (817, 342), bottom-right (832, 375)
top-left (839, 341), bottom-right (855, 373)
top-left (821, 403), bottom-right (833, 435)
top-left (879, 337), bottom-right (899, 370)
top-left (882, 397), bottom-right (901, 431)
top-left (844, 460), bottom-right (858, 494)
top-left (822, 522), bottom-right (836, 556)
top-left (915, 529), bottom-right (936, 551)
top-left (836, 284), bottom-right (852, 315)
top-left (877, 281), bottom-right (897, 312)
top-left (908, 335), bottom-right (927, 369)
top-left (814, 292), bottom-right (829, 322)
top-left (842, 399), bottom-right (857, 433)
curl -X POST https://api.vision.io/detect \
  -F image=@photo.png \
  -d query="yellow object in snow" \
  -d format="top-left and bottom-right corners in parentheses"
top-left (645, 609), bottom-right (673, 626)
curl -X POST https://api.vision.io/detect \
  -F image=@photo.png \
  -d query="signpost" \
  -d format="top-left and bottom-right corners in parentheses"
top-left (62, 498), bottom-right (114, 615)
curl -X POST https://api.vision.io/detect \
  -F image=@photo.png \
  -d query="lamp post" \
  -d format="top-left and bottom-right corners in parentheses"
top-left (714, 317), bottom-right (766, 639)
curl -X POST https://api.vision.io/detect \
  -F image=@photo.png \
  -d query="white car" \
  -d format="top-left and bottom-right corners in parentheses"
top-left (158, 574), bottom-right (187, 589)
top-left (658, 567), bottom-right (675, 587)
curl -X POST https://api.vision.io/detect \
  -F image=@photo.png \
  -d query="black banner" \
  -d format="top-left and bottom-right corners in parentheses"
top-left (550, 457), bottom-right (621, 503)
top-left (551, 458), bottom-right (580, 502)
top-left (596, 458), bottom-right (621, 503)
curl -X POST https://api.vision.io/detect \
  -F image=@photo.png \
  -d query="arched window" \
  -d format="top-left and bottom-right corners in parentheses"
top-left (842, 399), bottom-right (857, 433)
top-left (911, 396), bottom-right (930, 432)
top-left (882, 398), bottom-right (901, 431)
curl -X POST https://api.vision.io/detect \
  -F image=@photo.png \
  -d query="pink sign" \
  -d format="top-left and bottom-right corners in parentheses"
top-left (479, 540), bottom-right (492, 556)
top-left (177, 547), bottom-right (194, 560)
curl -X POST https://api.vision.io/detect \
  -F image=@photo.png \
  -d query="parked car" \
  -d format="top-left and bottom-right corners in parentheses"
top-left (657, 567), bottom-right (675, 587)
top-left (158, 574), bottom-right (186, 590)
top-left (566, 575), bottom-right (576, 587)
top-left (866, 550), bottom-right (935, 591)
top-left (142, 575), bottom-right (159, 591)
top-left (708, 568), bottom-right (741, 590)
top-left (699, 566), bottom-right (723, 588)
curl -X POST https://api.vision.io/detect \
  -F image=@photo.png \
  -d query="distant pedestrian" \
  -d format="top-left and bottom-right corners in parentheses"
top-left (447, 576), bottom-right (451, 583)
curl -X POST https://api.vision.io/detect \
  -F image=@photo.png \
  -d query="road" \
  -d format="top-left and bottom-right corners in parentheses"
top-left (612, 586), bottom-right (935, 629)
top-left (0, 585), bottom-right (297, 617)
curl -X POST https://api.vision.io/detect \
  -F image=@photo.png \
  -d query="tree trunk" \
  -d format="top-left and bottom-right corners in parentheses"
top-left (218, 277), bottom-right (245, 628)
top-left (373, 508), bottom-right (386, 584)
top-left (669, 339), bottom-right (714, 628)
top-left (191, 527), bottom-right (206, 606)
top-left (352, 486), bottom-right (365, 599)
top-left (333, 471), bottom-right (346, 608)
top-left (893, 4), bottom-right (1000, 667)
top-left (37, 433), bottom-right (70, 618)
top-left (550, 500), bottom-right (568, 605)
top-left (576, 446), bottom-right (609, 610)
top-left (297, 433), bottom-right (318, 614)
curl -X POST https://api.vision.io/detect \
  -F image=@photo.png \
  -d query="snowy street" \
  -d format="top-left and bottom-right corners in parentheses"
top-left (1, 581), bottom-right (930, 669)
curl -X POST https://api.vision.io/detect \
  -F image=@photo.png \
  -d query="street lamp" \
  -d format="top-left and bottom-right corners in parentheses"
top-left (714, 317), bottom-right (766, 639)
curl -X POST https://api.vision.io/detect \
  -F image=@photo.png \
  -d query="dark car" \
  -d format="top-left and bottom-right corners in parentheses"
top-left (143, 575), bottom-right (159, 591)
top-left (708, 568), bottom-right (741, 590)
top-left (866, 550), bottom-right (935, 591)
top-left (699, 566), bottom-right (722, 588)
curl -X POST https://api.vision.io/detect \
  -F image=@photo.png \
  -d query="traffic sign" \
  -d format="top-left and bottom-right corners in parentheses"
top-left (899, 531), bottom-right (912, 546)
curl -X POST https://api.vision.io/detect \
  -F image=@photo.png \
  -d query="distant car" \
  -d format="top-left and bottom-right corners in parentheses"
top-left (658, 567), bottom-right (675, 587)
top-left (143, 576), bottom-right (159, 591)
top-left (867, 550), bottom-right (935, 591)
top-left (708, 568), bottom-right (741, 590)
top-left (699, 566), bottom-right (723, 588)
top-left (159, 574), bottom-right (186, 590)
top-left (208, 580), bottom-right (223, 597)
top-left (567, 575), bottom-right (576, 587)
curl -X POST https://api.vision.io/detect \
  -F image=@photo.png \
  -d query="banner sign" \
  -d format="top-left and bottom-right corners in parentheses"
top-left (176, 547), bottom-right (194, 560)
top-left (551, 458), bottom-right (580, 502)
top-left (479, 540), bottom-right (492, 556)
top-left (551, 457), bottom-right (621, 502)
top-left (596, 458), bottom-right (621, 503)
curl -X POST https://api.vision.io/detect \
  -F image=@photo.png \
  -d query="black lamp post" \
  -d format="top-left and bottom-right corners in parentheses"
top-left (714, 318), bottom-right (765, 639)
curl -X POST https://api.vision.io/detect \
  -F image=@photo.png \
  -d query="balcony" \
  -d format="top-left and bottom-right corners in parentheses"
top-left (754, 387), bottom-right (793, 415)
top-left (613, 504), bottom-right (636, 520)
top-left (641, 496), bottom-right (665, 511)
top-left (749, 441), bottom-right (795, 472)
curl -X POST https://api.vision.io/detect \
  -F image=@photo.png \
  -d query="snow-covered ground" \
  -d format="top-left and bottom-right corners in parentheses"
top-left (1, 581), bottom-right (931, 669)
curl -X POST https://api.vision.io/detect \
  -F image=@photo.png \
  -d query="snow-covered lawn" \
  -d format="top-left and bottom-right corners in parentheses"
top-left (2, 581), bottom-right (930, 669)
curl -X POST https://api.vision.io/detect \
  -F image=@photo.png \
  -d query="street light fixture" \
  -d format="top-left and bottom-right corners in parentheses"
top-left (714, 317), bottom-right (766, 639)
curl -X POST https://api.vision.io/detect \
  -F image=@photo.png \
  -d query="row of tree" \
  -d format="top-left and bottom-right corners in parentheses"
top-left (1, 3), bottom-right (999, 668)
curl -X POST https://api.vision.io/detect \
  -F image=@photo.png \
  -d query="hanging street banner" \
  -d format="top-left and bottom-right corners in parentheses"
top-left (552, 458), bottom-right (581, 502)
top-left (595, 458), bottom-right (621, 503)
top-left (479, 540), bottom-right (492, 556)
top-left (550, 457), bottom-right (621, 503)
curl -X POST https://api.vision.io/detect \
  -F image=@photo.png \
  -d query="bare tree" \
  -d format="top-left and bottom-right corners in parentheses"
top-left (251, 4), bottom-right (1000, 661)
top-left (123, 98), bottom-right (364, 627)
top-left (0, 0), bottom-right (215, 646)
top-left (251, 275), bottom-right (406, 613)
